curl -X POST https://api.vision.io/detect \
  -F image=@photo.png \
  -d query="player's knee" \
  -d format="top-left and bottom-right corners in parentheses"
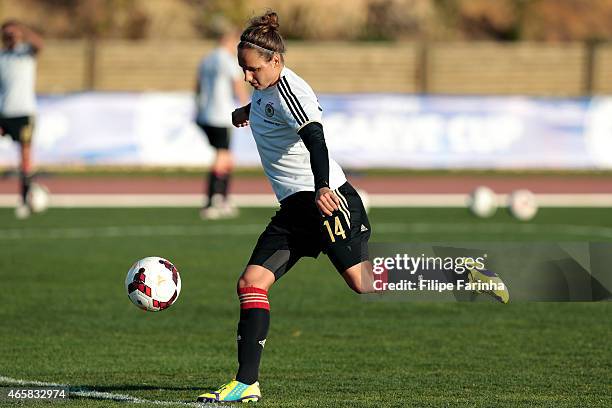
top-left (348, 279), bottom-right (375, 294)
top-left (343, 262), bottom-right (375, 294)
top-left (237, 265), bottom-right (275, 292)
top-left (237, 276), bottom-right (260, 291)
top-left (342, 272), bottom-right (371, 295)
top-left (237, 276), bottom-right (260, 290)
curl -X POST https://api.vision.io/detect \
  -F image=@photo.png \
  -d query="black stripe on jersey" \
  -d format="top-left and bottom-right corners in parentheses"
top-left (278, 78), bottom-right (306, 125)
top-left (281, 77), bottom-right (309, 123)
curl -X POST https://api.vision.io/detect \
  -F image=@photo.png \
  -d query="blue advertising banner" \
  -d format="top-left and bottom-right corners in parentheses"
top-left (0, 93), bottom-right (610, 169)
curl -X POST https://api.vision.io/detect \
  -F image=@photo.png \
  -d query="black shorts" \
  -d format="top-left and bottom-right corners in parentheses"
top-left (0, 116), bottom-right (34, 143)
top-left (196, 123), bottom-right (230, 150)
top-left (248, 182), bottom-right (371, 280)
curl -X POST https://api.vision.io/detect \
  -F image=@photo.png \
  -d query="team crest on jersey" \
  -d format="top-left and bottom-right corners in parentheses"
top-left (265, 102), bottom-right (275, 117)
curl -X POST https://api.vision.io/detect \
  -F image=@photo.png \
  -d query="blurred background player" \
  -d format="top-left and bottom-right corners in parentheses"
top-left (195, 19), bottom-right (249, 220)
top-left (0, 19), bottom-right (43, 219)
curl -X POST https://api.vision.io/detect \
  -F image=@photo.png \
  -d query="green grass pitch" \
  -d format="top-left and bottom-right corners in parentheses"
top-left (0, 207), bottom-right (610, 407)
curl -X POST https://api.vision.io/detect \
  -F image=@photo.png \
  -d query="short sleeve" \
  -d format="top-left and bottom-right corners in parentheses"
top-left (17, 43), bottom-right (36, 56)
top-left (277, 76), bottom-right (322, 131)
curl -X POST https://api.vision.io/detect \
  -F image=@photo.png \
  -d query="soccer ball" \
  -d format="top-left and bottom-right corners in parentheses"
top-left (467, 186), bottom-right (498, 218)
top-left (125, 257), bottom-right (181, 312)
top-left (28, 183), bottom-right (50, 213)
top-left (508, 189), bottom-right (538, 221)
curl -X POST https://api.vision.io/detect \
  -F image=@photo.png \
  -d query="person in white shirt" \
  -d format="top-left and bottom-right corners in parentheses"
top-left (0, 19), bottom-right (43, 219)
top-left (195, 22), bottom-right (249, 219)
top-left (196, 11), bottom-right (375, 404)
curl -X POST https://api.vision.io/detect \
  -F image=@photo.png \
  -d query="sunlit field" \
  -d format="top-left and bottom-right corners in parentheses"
top-left (1, 207), bottom-right (610, 407)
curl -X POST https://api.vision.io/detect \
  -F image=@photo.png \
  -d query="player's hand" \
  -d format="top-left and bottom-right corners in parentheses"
top-left (316, 187), bottom-right (340, 216)
top-left (232, 106), bottom-right (250, 128)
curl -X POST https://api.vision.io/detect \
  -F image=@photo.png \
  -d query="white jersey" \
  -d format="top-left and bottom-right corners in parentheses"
top-left (249, 66), bottom-right (346, 201)
top-left (196, 47), bottom-right (242, 127)
top-left (0, 43), bottom-right (37, 117)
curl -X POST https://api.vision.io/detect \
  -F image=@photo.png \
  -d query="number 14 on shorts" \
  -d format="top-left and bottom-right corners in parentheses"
top-left (322, 214), bottom-right (348, 244)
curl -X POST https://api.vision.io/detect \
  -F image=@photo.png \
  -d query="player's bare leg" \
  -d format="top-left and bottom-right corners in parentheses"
top-left (15, 140), bottom-right (32, 219)
top-left (342, 261), bottom-right (376, 294)
top-left (238, 264), bottom-right (276, 291)
top-left (20, 140), bottom-right (32, 178)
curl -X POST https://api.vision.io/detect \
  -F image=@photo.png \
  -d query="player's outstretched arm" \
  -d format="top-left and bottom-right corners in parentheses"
top-left (232, 103), bottom-right (251, 128)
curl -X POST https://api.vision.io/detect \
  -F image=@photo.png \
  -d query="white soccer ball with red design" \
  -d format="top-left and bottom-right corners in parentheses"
top-left (125, 257), bottom-right (181, 312)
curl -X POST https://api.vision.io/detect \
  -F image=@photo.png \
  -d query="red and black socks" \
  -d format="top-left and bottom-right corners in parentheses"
top-left (236, 287), bottom-right (270, 385)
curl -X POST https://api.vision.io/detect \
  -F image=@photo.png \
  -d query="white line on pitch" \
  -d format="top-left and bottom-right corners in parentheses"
top-left (0, 375), bottom-right (215, 406)
top-left (1, 222), bottom-right (612, 241)
top-left (0, 224), bottom-right (265, 240)
top-left (1, 193), bottom-right (612, 208)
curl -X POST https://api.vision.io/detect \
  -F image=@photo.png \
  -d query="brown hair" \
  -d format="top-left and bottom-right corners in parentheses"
top-left (238, 11), bottom-right (285, 62)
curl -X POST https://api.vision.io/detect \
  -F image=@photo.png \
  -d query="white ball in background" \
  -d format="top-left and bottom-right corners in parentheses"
top-left (508, 189), bottom-right (538, 221)
top-left (28, 183), bottom-right (50, 213)
top-left (467, 186), bottom-right (498, 218)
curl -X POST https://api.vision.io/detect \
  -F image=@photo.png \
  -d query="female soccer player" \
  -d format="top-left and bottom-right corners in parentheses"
top-left (197, 11), bottom-right (375, 403)
top-left (195, 21), bottom-right (249, 220)
top-left (0, 20), bottom-right (44, 219)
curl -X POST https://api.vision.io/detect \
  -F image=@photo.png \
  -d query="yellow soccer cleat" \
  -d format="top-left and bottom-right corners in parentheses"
top-left (197, 379), bottom-right (261, 403)
top-left (467, 267), bottom-right (510, 304)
